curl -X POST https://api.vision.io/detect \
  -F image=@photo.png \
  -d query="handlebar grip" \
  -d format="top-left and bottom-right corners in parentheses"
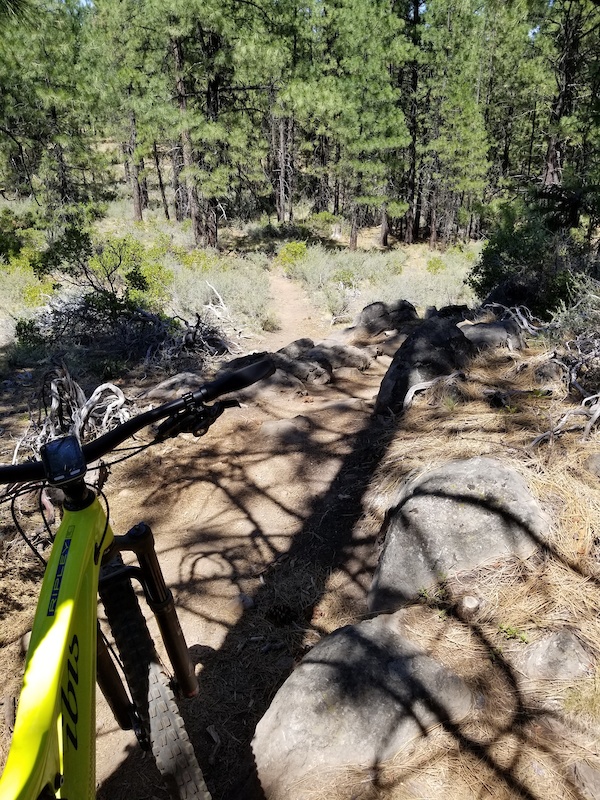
top-left (192, 357), bottom-right (275, 403)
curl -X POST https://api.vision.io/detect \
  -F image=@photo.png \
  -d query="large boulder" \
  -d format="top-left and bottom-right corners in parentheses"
top-left (252, 614), bottom-right (472, 799)
top-left (355, 299), bottom-right (418, 336)
top-left (368, 457), bottom-right (547, 612)
top-left (374, 317), bottom-right (475, 414)
top-left (460, 319), bottom-right (525, 350)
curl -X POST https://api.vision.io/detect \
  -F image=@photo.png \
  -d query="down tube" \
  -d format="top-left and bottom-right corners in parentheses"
top-left (0, 498), bottom-right (114, 800)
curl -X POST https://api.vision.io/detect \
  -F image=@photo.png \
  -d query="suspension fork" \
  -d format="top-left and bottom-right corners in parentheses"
top-left (102, 523), bottom-right (199, 698)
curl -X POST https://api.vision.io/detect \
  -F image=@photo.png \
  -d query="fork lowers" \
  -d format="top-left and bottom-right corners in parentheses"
top-left (107, 522), bottom-right (199, 698)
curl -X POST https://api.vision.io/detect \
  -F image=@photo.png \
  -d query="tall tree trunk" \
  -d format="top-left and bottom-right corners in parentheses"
top-left (527, 102), bottom-right (537, 179)
top-left (153, 142), bottom-right (170, 220)
top-left (171, 141), bottom-right (186, 222)
top-left (429, 189), bottom-right (438, 249)
top-left (333, 144), bottom-right (341, 216)
top-left (140, 158), bottom-right (149, 210)
top-left (542, 3), bottom-right (582, 187)
top-left (413, 176), bottom-right (423, 241)
top-left (379, 203), bottom-right (389, 247)
top-left (314, 135), bottom-right (329, 213)
top-left (122, 143), bottom-right (130, 183)
top-left (287, 117), bottom-right (295, 222)
top-left (171, 36), bottom-right (202, 245)
top-left (50, 105), bottom-right (70, 203)
top-left (349, 204), bottom-right (359, 251)
top-left (404, 0), bottom-right (420, 245)
top-left (129, 109), bottom-right (143, 223)
top-left (203, 198), bottom-right (218, 248)
top-left (277, 117), bottom-right (287, 223)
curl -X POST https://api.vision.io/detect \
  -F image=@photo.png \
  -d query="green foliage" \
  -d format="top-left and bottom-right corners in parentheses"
top-left (467, 196), bottom-right (591, 316)
top-left (276, 241), bottom-right (308, 269)
top-left (305, 211), bottom-right (344, 237)
top-left (498, 623), bottom-right (528, 643)
top-left (426, 256), bottom-right (445, 275)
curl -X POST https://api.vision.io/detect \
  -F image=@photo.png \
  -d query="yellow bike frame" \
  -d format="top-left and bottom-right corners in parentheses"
top-left (0, 498), bottom-right (114, 800)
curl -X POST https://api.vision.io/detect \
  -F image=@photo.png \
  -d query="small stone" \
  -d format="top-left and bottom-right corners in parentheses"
top-left (458, 595), bottom-right (481, 619)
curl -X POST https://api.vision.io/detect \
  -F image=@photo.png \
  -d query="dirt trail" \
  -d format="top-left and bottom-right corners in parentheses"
top-left (91, 271), bottom-right (391, 798)
top-left (257, 267), bottom-right (331, 351)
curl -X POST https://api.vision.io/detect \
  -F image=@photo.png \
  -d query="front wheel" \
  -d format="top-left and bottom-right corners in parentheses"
top-left (99, 560), bottom-right (211, 800)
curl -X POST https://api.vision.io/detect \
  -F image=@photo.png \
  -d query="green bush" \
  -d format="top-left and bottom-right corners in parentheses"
top-left (426, 256), bottom-right (446, 275)
top-left (306, 211), bottom-right (343, 237)
top-left (467, 195), bottom-right (593, 317)
top-left (277, 241), bottom-right (308, 270)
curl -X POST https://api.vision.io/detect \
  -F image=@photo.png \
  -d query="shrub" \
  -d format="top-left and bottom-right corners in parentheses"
top-left (426, 256), bottom-right (446, 275)
top-left (467, 194), bottom-right (595, 317)
top-left (277, 241), bottom-right (308, 270)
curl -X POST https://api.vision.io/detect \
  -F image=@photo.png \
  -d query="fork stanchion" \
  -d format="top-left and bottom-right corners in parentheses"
top-left (118, 523), bottom-right (199, 699)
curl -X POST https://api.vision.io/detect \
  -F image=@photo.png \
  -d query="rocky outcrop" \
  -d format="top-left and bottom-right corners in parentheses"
top-left (374, 317), bottom-right (475, 414)
top-left (252, 614), bottom-right (472, 800)
top-left (368, 457), bottom-right (547, 612)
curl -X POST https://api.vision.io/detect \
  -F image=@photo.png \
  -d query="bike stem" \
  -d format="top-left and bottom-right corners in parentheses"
top-left (106, 523), bottom-right (200, 699)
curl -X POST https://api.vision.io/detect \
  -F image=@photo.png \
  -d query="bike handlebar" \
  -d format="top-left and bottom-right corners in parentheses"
top-left (0, 358), bottom-right (275, 485)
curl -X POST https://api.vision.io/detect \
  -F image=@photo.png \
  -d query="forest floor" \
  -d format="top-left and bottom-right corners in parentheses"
top-left (1, 268), bottom-right (600, 800)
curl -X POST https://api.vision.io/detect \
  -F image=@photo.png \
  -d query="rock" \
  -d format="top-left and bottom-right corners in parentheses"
top-left (356, 301), bottom-right (393, 334)
top-left (387, 299), bottom-right (419, 328)
top-left (427, 304), bottom-right (472, 321)
top-left (271, 352), bottom-right (331, 385)
top-left (516, 629), bottom-right (594, 681)
top-left (461, 319), bottom-right (525, 350)
top-left (332, 366), bottom-right (366, 383)
top-left (585, 454), bottom-right (600, 478)
top-left (570, 760), bottom-right (600, 800)
top-left (277, 339), bottom-right (315, 359)
top-left (252, 614), bottom-right (472, 799)
top-left (143, 372), bottom-right (205, 401)
top-left (457, 595), bottom-right (482, 620)
top-left (374, 318), bottom-right (475, 414)
top-left (306, 340), bottom-right (373, 371)
top-left (534, 360), bottom-right (564, 384)
top-left (368, 457), bottom-right (546, 612)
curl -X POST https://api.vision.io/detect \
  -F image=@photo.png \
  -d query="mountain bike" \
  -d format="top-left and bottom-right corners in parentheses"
top-left (0, 358), bottom-right (275, 800)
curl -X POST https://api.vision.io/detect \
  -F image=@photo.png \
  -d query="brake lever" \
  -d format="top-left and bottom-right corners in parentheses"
top-left (153, 398), bottom-right (240, 441)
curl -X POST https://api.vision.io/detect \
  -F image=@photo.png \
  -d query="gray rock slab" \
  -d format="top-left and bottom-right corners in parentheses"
top-left (143, 371), bottom-right (205, 400)
top-left (571, 760), bottom-right (600, 800)
top-left (252, 614), bottom-right (472, 799)
top-left (516, 629), bottom-right (594, 681)
top-left (368, 457), bottom-right (547, 612)
top-left (307, 340), bottom-right (372, 371)
top-left (374, 317), bottom-right (474, 414)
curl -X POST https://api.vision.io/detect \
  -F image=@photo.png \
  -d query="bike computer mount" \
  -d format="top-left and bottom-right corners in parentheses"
top-left (40, 435), bottom-right (87, 486)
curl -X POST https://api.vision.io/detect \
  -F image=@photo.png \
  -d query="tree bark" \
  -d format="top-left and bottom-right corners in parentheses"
top-left (128, 109), bottom-right (143, 223)
top-left (153, 142), bottom-right (170, 221)
top-left (203, 198), bottom-right (218, 248)
top-left (277, 117), bottom-right (287, 223)
top-left (404, 0), bottom-right (420, 245)
top-left (171, 140), bottom-right (186, 222)
top-left (171, 36), bottom-right (202, 245)
top-left (379, 203), bottom-right (389, 247)
top-left (428, 189), bottom-right (438, 248)
top-left (287, 117), bottom-right (295, 222)
top-left (349, 204), bottom-right (359, 251)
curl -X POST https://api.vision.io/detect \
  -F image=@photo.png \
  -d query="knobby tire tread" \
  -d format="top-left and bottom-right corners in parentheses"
top-left (99, 559), bottom-right (211, 800)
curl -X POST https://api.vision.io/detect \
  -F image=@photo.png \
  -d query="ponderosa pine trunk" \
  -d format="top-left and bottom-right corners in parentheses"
top-left (153, 142), bottom-right (169, 221)
top-left (171, 36), bottom-right (202, 245)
